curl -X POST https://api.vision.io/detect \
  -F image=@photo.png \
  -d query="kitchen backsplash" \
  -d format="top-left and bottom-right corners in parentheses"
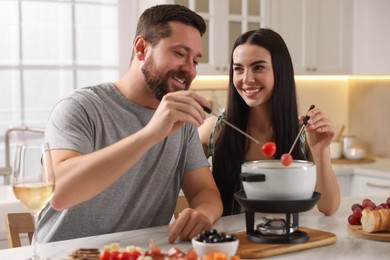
top-left (349, 77), bottom-right (390, 158)
top-left (192, 75), bottom-right (390, 159)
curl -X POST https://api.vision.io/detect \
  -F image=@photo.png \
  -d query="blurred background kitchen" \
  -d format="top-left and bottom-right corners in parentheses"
top-left (1, 0), bottom-right (390, 186)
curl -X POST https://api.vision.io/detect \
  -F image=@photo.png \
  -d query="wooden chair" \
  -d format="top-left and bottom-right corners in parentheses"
top-left (5, 213), bottom-right (35, 248)
top-left (174, 195), bottom-right (189, 219)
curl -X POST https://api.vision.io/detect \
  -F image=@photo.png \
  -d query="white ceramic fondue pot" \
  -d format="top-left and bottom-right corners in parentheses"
top-left (241, 160), bottom-right (316, 201)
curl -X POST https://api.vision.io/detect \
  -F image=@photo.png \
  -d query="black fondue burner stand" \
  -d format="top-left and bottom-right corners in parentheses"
top-left (234, 191), bottom-right (321, 244)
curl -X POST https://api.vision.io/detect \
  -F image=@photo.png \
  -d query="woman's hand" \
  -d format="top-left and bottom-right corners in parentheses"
top-left (300, 107), bottom-right (336, 154)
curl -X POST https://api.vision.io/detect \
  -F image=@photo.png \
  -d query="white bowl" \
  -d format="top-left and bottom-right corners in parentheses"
top-left (191, 237), bottom-right (239, 257)
top-left (345, 146), bottom-right (366, 160)
top-left (241, 160), bottom-right (316, 201)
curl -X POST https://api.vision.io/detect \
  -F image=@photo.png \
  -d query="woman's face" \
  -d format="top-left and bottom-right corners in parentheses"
top-left (232, 43), bottom-right (274, 108)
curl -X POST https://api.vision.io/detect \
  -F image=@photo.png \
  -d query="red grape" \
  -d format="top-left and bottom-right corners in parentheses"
top-left (280, 153), bottom-right (293, 166)
top-left (261, 142), bottom-right (276, 158)
top-left (362, 199), bottom-right (376, 209)
top-left (387, 197), bottom-right (390, 208)
top-left (348, 214), bottom-right (361, 225)
top-left (351, 203), bottom-right (363, 211)
top-left (352, 207), bottom-right (362, 219)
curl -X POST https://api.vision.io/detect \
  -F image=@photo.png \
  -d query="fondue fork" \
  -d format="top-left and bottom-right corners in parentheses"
top-left (287, 104), bottom-right (315, 154)
top-left (202, 106), bottom-right (262, 145)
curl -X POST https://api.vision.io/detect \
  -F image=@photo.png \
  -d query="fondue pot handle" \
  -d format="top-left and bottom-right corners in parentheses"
top-left (240, 172), bottom-right (266, 182)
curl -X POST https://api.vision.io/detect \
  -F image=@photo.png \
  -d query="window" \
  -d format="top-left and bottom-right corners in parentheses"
top-left (0, 0), bottom-right (120, 134)
top-left (0, 0), bottom-right (136, 172)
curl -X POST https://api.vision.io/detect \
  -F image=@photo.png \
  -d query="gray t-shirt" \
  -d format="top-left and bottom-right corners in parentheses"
top-left (37, 82), bottom-right (209, 243)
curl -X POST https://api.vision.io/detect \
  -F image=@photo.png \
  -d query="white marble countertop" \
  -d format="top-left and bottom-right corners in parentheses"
top-left (0, 193), bottom-right (389, 260)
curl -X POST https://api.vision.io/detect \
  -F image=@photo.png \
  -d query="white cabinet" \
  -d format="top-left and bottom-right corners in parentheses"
top-left (268, 0), bottom-right (352, 75)
top-left (351, 175), bottom-right (390, 197)
top-left (352, 0), bottom-right (390, 75)
top-left (337, 173), bottom-right (390, 197)
top-left (138, 0), bottom-right (267, 75)
top-left (337, 174), bottom-right (353, 198)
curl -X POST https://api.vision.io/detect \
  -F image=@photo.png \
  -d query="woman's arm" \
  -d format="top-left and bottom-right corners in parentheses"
top-left (198, 116), bottom-right (221, 157)
top-left (304, 108), bottom-right (341, 216)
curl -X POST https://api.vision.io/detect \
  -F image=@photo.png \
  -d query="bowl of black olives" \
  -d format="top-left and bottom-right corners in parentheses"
top-left (191, 229), bottom-right (239, 257)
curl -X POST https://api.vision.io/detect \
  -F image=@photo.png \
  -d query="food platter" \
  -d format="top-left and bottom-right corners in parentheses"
top-left (348, 225), bottom-right (390, 242)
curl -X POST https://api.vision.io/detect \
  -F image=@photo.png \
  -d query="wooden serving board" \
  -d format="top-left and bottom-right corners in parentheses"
top-left (234, 227), bottom-right (336, 259)
top-left (348, 225), bottom-right (390, 242)
top-left (331, 157), bottom-right (375, 164)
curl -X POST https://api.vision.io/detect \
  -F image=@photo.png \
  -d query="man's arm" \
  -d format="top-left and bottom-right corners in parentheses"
top-left (168, 166), bottom-right (223, 243)
top-left (50, 91), bottom-right (210, 211)
top-left (49, 128), bottom-right (160, 211)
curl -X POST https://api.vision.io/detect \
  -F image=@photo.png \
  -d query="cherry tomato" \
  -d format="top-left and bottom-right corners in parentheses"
top-left (280, 153), bottom-right (293, 166)
top-left (186, 249), bottom-right (198, 260)
top-left (128, 251), bottom-right (142, 260)
top-left (111, 251), bottom-right (120, 260)
top-left (117, 252), bottom-right (131, 260)
top-left (261, 142), bottom-right (276, 158)
top-left (99, 251), bottom-right (112, 260)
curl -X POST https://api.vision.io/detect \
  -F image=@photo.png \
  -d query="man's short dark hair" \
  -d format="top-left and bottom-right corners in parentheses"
top-left (135, 4), bottom-right (206, 46)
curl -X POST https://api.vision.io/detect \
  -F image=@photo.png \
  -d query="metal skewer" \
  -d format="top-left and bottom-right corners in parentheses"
top-left (287, 104), bottom-right (315, 154)
top-left (202, 106), bottom-right (262, 145)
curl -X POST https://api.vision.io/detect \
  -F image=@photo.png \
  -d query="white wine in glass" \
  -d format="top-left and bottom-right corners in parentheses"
top-left (12, 143), bottom-right (55, 260)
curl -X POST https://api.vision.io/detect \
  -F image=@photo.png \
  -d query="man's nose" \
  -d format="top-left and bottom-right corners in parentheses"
top-left (180, 59), bottom-right (197, 79)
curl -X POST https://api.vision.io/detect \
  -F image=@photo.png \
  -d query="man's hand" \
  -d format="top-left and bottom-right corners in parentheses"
top-left (168, 208), bottom-right (213, 244)
top-left (143, 91), bottom-right (209, 143)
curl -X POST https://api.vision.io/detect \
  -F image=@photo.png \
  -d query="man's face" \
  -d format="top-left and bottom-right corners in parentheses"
top-left (141, 22), bottom-right (203, 100)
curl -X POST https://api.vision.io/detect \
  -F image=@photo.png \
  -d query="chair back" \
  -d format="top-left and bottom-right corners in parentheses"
top-left (5, 213), bottom-right (34, 248)
top-left (174, 195), bottom-right (188, 219)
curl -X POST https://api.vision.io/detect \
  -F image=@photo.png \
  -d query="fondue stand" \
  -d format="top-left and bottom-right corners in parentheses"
top-left (234, 191), bottom-right (321, 244)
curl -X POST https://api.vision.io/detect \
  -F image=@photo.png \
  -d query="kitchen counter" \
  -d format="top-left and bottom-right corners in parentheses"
top-left (332, 157), bottom-right (390, 179)
top-left (0, 193), bottom-right (389, 259)
top-left (1, 159), bottom-right (389, 259)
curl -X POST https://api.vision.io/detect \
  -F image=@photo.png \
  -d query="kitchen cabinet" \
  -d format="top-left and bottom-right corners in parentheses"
top-left (337, 174), bottom-right (353, 198)
top-left (268, 0), bottom-right (352, 75)
top-left (350, 175), bottom-right (390, 197)
top-left (351, 0), bottom-right (390, 75)
top-left (337, 173), bottom-right (390, 198)
top-left (138, 0), bottom-right (267, 75)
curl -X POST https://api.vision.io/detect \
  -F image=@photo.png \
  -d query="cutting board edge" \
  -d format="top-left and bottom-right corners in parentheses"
top-left (237, 235), bottom-right (336, 259)
top-left (235, 228), bottom-right (337, 259)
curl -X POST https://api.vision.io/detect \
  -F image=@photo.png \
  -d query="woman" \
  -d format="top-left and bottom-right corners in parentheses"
top-left (198, 28), bottom-right (340, 216)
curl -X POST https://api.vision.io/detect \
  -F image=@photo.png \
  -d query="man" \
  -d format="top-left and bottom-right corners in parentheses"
top-left (38, 4), bottom-right (223, 244)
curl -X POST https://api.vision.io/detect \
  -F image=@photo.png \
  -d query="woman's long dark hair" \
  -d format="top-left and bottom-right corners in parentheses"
top-left (212, 28), bottom-right (303, 215)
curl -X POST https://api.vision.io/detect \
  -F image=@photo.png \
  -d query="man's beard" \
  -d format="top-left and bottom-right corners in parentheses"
top-left (141, 56), bottom-right (192, 101)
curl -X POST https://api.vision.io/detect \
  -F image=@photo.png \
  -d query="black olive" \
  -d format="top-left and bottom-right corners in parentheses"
top-left (195, 229), bottom-right (237, 243)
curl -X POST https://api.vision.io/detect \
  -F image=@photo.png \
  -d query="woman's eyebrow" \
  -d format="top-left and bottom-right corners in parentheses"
top-left (233, 60), bottom-right (267, 67)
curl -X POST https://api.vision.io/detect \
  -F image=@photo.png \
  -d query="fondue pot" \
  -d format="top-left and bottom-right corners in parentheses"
top-left (241, 160), bottom-right (316, 201)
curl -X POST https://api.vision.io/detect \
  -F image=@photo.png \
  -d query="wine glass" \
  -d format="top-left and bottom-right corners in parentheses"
top-left (12, 143), bottom-right (55, 260)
